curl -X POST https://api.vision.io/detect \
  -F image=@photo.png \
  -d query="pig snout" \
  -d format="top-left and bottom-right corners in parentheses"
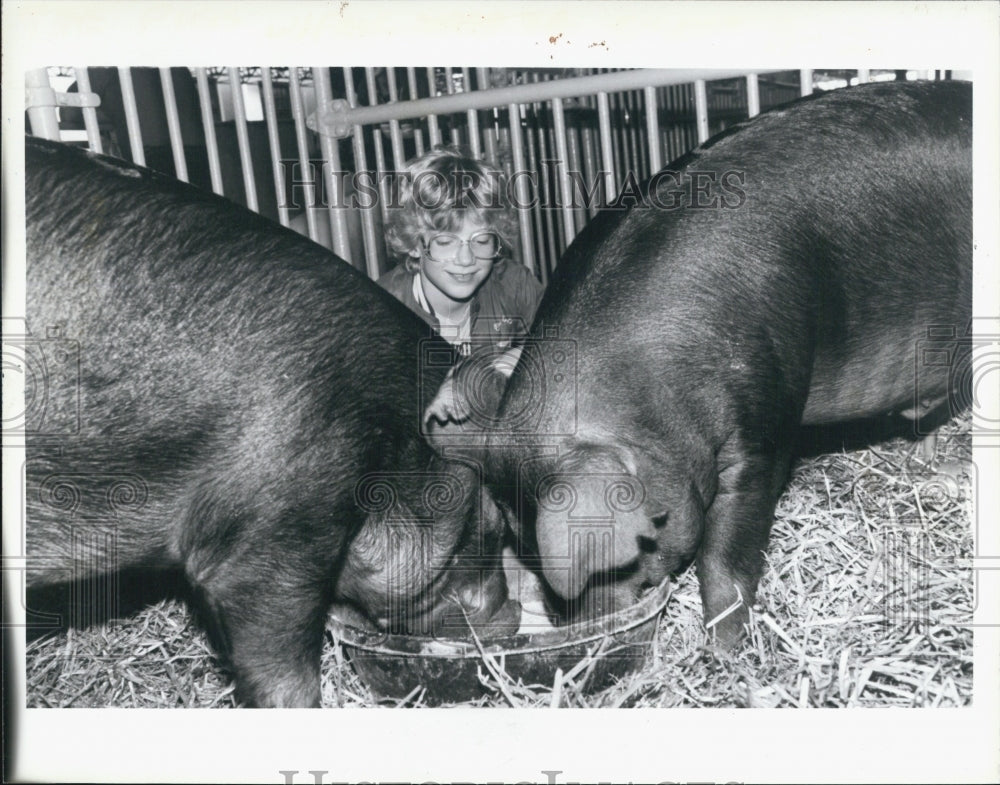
top-left (418, 559), bottom-right (520, 638)
top-left (454, 567), bottom-right (521, 631)
top-left (532, 448), bottom-right (652, 601)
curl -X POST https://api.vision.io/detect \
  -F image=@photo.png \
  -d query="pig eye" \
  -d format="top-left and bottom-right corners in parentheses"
top-left (637, 535), bottom-right (658, 554)
top-left (652, 512), bottom-right (669, 529)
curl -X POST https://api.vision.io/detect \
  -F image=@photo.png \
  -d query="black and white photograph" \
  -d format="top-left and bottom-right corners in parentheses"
top-left (3, 2), bottom-right (999, 783)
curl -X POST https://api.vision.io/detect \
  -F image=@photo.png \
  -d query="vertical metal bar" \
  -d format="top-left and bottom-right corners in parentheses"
top-left (482, 117), bottom-right (498, 165)
top-left (673, 83), bottom-right (687, 157)
top-left (288, 68), bottom-right (319, 238)
top-left (658, 84), bottom-right (669, 160)
top-left (73, 67), bottom-right (104, 153)
top-left (668, 123), bottom-right (681, 163)
top-left (507, 101), bottom-right (537, 277)
top-left (366, 68), bottom-right (392, 227)
top-left (25, 68), bottom-right (61, 140)
top-left (746, 73), bottom-right (761, 118)
top-left (463, 67), bottom-right (481, 157)
top-left (550, 97), bottom-right (577, 248)
top-left (344, 67), bottom-right (384, 279)
top-left (636, 90), bottom-right (650, 178)
top-left (477, 68), bottom-right (498, 164)
top-left (565, 119), bottom-right (586, 233)
top-left (524, 104), bottom-right (550, 283)
top-left (580, 123), bottom-right (598, 216)
top-left (683, 82), bottom-right (694, 149)
top-left (227, 67), bottom-right (258, 211)
top-left (194, 68), bottom-right (224, 195)
top-left (596, 91), bottom-right (616, 202)
top-left (532, 91), bottom-right (559, 276)
top-left (314, 67), bottom-right (351, 261)
top-left (693, 79), bottom-right (709, 144)
top-left (799, 69), bottom-right (813, 97)
top-left (385, 68), bottom-right (406, 170)
top-left (620, 90), bottom-right (634, 180)
top-left (117, 67), bottom-right (145, 165)
top-left (445, 67), bottom-right (461, 147)
top-left (159, 67), bottom-right (189, 182)
top-left (631, 90), bottom-right (645, 177)
top-left (613, 87), bottom-right (627, 177)
top-left (536, 74), bottom-right (564, 259)
top-left (616, 87), bottom-right (633, 183)
top-left (260, 68), bottom-right (290, 227)
top-left (426, 67), bottom-right (442, 147)
top-left (644, 85), bottom-right (662, 173)
top-left (497, 125), bottom-right (512, 176)
top-left (407, 67), bottom-right (425, 156)
top-left (609, 88), bottom-right (625, 188)
top-left (626, 89), bottom-right (644, 180)
top-left (354, 161), bottom-right (385, 281)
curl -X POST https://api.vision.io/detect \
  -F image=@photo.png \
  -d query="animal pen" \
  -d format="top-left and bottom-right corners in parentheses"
top-left (20, 66), bottom-right (974, 711)
top-left (25, 67), bottom-right (952, 284)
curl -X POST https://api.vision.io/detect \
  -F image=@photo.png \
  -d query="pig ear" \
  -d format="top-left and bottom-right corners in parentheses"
top-left (534, 444), bottom-right (653, 600)
top-left (487, 492), bottom-right (522, 539)
top-left (422, 351), bottom-right (510, 454)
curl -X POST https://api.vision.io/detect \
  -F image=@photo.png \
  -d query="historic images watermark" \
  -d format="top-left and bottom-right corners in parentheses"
top-left (278, 161), bottom-right (748, 213)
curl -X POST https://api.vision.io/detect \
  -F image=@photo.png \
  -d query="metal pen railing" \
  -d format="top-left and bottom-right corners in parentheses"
top-left (26, 67), bottom-right (938, 284)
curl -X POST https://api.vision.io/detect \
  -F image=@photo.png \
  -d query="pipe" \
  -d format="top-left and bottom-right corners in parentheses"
top-left (73, 67), bottom-right (104, 153)
top-left (507, 100), bottom-right (536, 276)
top-left (345, 67), bottom-right (385, 279)
top-left (551, 97), bottom-right (577, 249)
top-left (693, 79), bottom-right (709, 144)
top-left (596, 91), bottom-right (616, 202)
top-left (260, 67), bottom-right (289, 227)
top-left (227, 67), bottom-right (258, 212)
top-left (407, 67), bottom-right (425, 156)
top-left (425, 67), bottom-right (442, 147)
top-left (25, 68), bottom-right (61, 140)
top-left (312, 68), bottom-right (784, 139)
top-left (118, 67), bottom-right (145, 165)
top-left (194, 68), bottom-right (225, 195)
top-left (746, 73), bottom-right (761, 118)
top-left (159, 67), bottom-right (189, 182)
top-left (799, 69), bottom-right (813, 97)
top-left (288, 68), bottom-right (319, 238)
top-left (644, 85), bottom-right (662, 173)
top-left (314, 67), bottom-right (351, 262)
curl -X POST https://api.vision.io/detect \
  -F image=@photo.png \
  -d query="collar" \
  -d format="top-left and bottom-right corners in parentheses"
top-left (413, 272), bottom-right (480, 323)
top-left (412, 272), bottom-right (433, 317)
top-left (414, 273), bottom-right (474, 353)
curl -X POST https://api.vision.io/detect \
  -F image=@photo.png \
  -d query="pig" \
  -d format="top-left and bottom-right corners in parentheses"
top-left (23, 136), bottom-right (515, 707)
top-left (431, 80), bottom-right (972, 644)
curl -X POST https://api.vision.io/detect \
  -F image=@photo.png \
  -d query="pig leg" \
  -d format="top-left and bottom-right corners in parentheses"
top-left (195, 565), bottom-right (330, 708)
top-left (697, 451), bottom-right (791, 647)
top-left (184, 521), bottom-right (337, 708)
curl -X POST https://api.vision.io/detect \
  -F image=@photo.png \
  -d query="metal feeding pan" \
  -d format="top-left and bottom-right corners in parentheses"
top-left (329, 574), bottom-right (672, 706)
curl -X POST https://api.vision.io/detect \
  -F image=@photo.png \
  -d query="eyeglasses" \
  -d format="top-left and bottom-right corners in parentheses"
top-left (423, 231), bottom-right (502, 262)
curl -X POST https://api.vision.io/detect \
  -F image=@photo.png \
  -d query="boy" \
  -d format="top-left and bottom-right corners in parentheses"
top-left (379, 147), bottom-right (544, 357)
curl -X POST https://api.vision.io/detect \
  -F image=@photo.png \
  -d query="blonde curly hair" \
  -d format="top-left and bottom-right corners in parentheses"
top-left (384, 146), bottom-right (518, 274)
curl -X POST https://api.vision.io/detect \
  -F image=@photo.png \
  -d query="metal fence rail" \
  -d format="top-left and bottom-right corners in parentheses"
top-left (25, 66), bottom-right (944, 283)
